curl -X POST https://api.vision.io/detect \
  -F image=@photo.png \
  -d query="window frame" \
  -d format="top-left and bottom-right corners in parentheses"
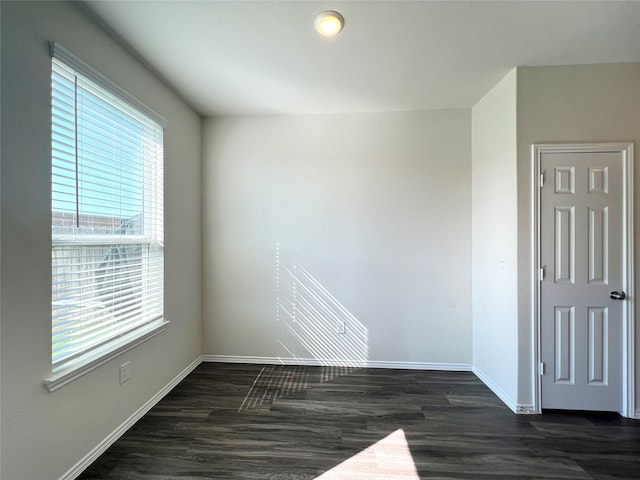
top-left (44, 43), bottom-right (168, 392)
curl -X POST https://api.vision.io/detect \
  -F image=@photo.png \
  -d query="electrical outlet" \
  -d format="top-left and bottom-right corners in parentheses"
top-left (119, 361), bottom-right (130, 384)
top-left (336, 320), bottom-right (346, 334)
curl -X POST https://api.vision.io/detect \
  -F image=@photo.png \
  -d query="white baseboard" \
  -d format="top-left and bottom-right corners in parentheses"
top-left (201, 355), bottom-right (472, 371)
top-left (367, 360), bottom-right (472, 371)
top-left (472, 366), bottom-right (519, 413)
top-left (202, 354), bottom-right (290, 365)
top-left (59, 356), bottom-right (202, 480)
top-left (634, 409), bottom-right (640, 419)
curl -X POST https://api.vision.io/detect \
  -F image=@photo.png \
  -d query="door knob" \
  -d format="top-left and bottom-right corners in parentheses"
top-left (610, 291), bottom-right (626, 300)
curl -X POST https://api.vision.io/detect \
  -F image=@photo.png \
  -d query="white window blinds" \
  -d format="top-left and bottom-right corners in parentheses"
top-left (51, 47), bottom-right (164, 368)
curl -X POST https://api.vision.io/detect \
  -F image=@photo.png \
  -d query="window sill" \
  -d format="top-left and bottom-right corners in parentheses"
top-left (43, 320), bottom-right (169, 393)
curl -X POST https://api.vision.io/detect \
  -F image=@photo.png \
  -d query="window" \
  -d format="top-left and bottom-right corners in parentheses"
top-left (49, 44), bottom-right (166, 384)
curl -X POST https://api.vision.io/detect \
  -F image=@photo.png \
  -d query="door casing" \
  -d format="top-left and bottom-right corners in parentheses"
top-left (531, 143), bottom-right (635, 417)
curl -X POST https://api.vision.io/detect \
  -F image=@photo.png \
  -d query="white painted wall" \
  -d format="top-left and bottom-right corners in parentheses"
top-left (0, 3), bottom-right (202, 479)
top-left (202, 112), bottom-right (472, 367)
top-left (516, 63), bottom-right (640, 411)
top-left (471, 69), bottom-right (519, 409)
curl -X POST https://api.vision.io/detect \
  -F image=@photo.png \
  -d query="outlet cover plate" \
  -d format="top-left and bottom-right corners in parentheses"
top-left (119, 361), bottom-right (130, 384)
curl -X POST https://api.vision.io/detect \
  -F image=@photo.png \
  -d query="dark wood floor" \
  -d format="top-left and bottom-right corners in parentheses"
top-left (79, 363), bottom-right (640, 479)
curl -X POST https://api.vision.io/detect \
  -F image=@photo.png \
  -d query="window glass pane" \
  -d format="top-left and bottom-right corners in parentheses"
top-left (51, 56), bottom-right (163, 367)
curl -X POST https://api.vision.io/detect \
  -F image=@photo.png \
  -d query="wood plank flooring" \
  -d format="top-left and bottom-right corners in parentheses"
top-left (78, 363), bottom-right (640, 479)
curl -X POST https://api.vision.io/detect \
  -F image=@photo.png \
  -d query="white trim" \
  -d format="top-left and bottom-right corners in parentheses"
top-left (201, 355), bottom-right (472, 371)
top-left (202, 355), bottom-right (288, 365)
top-left (472, 366), bottom-right (518, 413)
top-left (44, 321), bottom-right (169, 393)
top-left (531, 142), bottom-right (635, 417)
top-left (531, 145), bottom-right (542, 414)
top-left (364, 360), bottom-right (471, 371)
top-left (58, 356), bottom-right (202, 480)
top-left (634, 410), bottom-right (640, 420)
top-left (622, 144), bottom-right (635, 418)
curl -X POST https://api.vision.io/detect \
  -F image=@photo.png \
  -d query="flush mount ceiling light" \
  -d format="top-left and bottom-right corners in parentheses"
top-left (314, 11), bottom-right (344, 37)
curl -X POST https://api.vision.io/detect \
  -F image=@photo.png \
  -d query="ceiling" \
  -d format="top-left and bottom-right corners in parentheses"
top-left (85, 1), bottom-right (640, 117)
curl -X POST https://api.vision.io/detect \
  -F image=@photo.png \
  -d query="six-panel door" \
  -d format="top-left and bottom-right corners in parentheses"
top-left (540, 150), bottom-right (624, 411)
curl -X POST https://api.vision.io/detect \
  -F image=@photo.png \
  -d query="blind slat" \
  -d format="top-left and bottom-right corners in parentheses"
top-left (51, 52), bottom-right (164, 367)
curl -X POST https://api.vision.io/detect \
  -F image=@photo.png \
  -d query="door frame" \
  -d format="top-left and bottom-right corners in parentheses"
top-left (531, 142), bottom-right (635, 417)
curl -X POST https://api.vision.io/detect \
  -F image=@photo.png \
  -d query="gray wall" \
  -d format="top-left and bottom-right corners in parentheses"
top-left (471, 69), bottom-right (519, 409)
top-left (2, 4), bottom-right (637, 478)
top-left (516, 63), bottom-right (640, 410)
top-left (0, 2), bottom-right (202, 479)
top-left (202, 112), bottom-right (472, 366)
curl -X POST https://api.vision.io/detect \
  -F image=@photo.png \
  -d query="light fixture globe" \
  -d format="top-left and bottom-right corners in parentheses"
top-left (314, 11), bottom-right (344, 37)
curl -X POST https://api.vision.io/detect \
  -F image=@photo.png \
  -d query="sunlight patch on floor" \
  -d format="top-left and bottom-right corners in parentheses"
top-left (316, 429), bottom-right (420, 479)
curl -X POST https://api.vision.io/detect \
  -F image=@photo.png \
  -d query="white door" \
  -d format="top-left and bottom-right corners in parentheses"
top-left (539, 147), bottom-right (629, 411)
